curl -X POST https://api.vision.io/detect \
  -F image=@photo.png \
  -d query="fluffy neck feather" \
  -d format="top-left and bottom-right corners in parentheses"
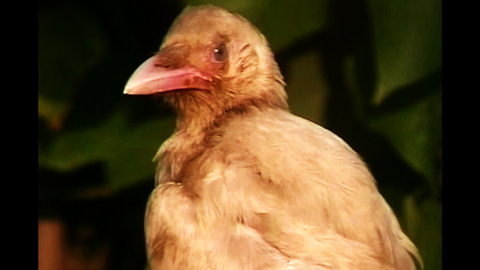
top-left (155, 77), bottom-right (287, 186)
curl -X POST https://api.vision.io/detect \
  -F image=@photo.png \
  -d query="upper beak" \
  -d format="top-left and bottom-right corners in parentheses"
top-left (123, 55), bottom-right (214, 95)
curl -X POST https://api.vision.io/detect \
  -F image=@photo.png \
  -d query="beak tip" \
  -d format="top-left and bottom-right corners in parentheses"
top-left (123, 82), bottom-right (135, 95)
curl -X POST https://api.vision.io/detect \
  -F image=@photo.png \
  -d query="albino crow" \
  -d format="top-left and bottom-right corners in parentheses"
top-left (124, 5), bottom-right (421, 270)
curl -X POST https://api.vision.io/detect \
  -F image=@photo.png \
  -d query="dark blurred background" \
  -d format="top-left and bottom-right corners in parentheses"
top-left (38, 0), bottom-right (442, 269)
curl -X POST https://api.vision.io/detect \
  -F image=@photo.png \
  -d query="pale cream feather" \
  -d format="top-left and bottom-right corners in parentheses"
top-left (146, 108), bottom-right (420, 269)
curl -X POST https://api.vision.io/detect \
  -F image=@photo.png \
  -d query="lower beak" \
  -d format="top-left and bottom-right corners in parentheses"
top-left (123, 55), bottom-right (213, 95)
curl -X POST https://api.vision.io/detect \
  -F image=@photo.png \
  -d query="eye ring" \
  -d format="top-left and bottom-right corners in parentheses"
top-left (212, 43), bottom-right (228, 62)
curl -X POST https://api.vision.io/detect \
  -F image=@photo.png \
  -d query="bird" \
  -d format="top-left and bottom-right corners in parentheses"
top-left (124, 5), bottom-right (422, 270)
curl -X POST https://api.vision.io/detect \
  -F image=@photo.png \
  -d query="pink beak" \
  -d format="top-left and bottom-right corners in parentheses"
top-left (123, 55), bottom-right (214, 95)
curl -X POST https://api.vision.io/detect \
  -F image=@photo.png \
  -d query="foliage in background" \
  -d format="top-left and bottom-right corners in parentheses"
top-left (39, 0), bottom-right (441, 269)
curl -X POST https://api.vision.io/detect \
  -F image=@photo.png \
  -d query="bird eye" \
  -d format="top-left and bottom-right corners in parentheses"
top-left (212, 43), bottom-right (228, 62)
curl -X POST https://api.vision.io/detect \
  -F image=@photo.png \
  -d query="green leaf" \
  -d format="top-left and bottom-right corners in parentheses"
top-left (39, 109), bottom-right (176, 190)
top-left (366, 0), bottom-right (442, 191)
top-left (368, 0), bottom-right (442, 104)
top-left (368, 83), bottom-right (441, 186)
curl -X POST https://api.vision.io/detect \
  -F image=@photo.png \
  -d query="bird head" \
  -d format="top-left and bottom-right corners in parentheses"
top-left (124, 5), bottom-right (287, 127)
